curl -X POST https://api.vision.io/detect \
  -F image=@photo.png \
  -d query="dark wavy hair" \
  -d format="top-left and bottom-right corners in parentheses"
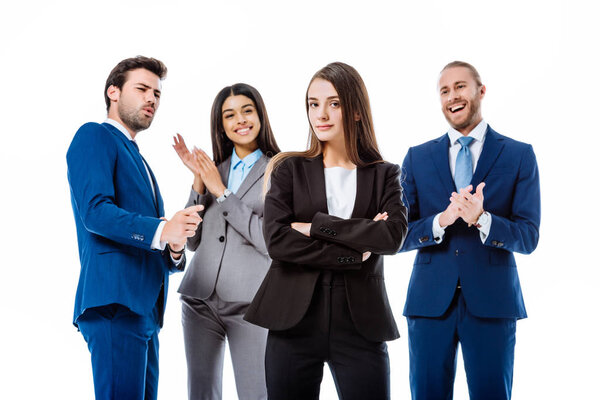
top-left (210, 83), bottom-right (281, 165)
top-left (104, 56), bottom-right (167, 112)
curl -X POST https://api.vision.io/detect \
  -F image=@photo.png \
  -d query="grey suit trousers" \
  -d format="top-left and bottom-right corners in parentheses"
top-left (181, 292), bottom-right (268, 400)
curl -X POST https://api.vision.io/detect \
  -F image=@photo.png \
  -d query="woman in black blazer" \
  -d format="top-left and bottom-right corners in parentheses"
top-left (245, 62), bottom-right (408, 400)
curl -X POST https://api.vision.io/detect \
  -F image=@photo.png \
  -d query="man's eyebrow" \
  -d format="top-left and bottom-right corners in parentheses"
top-left (135, 82), bottom-right (161, 93)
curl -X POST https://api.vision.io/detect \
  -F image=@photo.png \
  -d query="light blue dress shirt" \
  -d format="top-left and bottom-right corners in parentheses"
top-left (227, 148), bottom-right (263, 194)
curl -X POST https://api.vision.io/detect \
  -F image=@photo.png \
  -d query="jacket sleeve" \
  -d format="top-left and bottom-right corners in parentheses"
top-left (218, 193), bottom-right (268, 256)
top-left (309, 164), bottom-right (407, 255)
top-left (264, 159), bottom-right (363, 269)
top-left (66, 123), bottom-right (161, 250)
top-left (485, 144), bottom-right (540, 254)
top-left (398, 147), bottom-right (441, 252)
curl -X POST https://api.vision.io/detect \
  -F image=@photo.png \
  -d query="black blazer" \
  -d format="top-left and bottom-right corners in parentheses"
top-left (245, 155), bottom-right (407, 342)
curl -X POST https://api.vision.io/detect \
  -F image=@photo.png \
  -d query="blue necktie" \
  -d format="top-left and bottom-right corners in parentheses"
top-left (454, 136), bottom-right (475, 190)
top-left (130, 140), bottom-right (157, 203)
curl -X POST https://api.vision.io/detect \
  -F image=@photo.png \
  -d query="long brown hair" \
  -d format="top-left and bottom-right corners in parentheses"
top-left (264, 62), bottom-right (382, 190)
top-left (210, 83), bottom-right (281, 165)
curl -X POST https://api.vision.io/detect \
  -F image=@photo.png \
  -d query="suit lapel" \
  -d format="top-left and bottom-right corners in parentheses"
top-left (471, 126), bottom-right (505, 187)
top-left (102, 123), bottom-right (156, 206)
top-left (234, 155), bottom-right (268, 199)
top-left (430, 134), bottom-right (456, 195)
top-left (303, 155), bottom-right (329, 214)
top-left (144, 160), bottom-right (163, 216)
top-left (351, 165), bottom-right (374, 218)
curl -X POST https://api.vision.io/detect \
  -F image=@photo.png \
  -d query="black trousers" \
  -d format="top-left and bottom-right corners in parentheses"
top-left (265, 272), bottom-right (390, 400)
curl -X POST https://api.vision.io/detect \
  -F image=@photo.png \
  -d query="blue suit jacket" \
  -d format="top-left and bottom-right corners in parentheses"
top-left (67, 122), bottom-right (183, 327)
top-left (399, 126), bottom-right (540, 319)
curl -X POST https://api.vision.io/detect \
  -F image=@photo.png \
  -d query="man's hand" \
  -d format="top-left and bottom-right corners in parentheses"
top-left (450, 182), bottom-right (485, 226)
top-left (439, 201), bottom-right (461, 228)
top-left (161, 205), bottom-right (204, 251)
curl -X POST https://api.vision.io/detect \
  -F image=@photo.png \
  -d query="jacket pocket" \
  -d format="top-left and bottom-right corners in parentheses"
top-left (489, 249), bottom-right (515, 267)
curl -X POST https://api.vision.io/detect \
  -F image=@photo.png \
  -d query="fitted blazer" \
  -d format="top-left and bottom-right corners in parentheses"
top-left (178, 155), bottom-right (271, 303)
top-left (399, 126), bottom-right (540, 319)
top-left (245, 155), bottom-right (408, 342)
top-left (67, 122), bottom-right (183, 327)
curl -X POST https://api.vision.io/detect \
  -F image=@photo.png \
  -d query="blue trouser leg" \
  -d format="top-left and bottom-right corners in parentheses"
top-left (78, 303), bottom-right (161, 400)
top-left (407, 290), bottom-right (516, 400)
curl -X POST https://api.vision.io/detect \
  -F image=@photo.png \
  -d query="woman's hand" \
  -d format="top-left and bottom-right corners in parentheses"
top-left (173, 134), bottom-right (202, 175)
top-left (291, 212), bottom-right (388, 259)
top-left (193, 148), bottom-right (227, 198)
top-left (362, 211), bottom-right (388, 261)
top-left (291, 222), bottom-right (311, 237)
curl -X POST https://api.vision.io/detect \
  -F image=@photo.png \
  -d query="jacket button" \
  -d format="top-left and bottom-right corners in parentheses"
top-left (331, 230), bottom-right (337, 236)
top-left (223, 211), bottom-right (228, 217)
top-left (455, 249), bottom-right (459, 256)
top-left (419, 236), bottom-right (429, 243)
top-left (320, 227), bottom-right (325, 232)
top-left (349, 257), bottom-right (355, 263)
top-left (497, 242), bottom-right (504, 247)
top-left (337, 257), bottom-right (344, 263)
top-left (491, 240), bottom-right (498, 246)
top-left (219, 236), bottom-right (225, 242)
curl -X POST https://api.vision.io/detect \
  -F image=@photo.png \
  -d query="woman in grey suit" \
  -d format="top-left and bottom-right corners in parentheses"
top-left (172, 83), bottom-right (280, 400)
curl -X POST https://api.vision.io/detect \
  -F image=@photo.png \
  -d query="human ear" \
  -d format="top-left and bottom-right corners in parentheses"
top-left (107, 85), bottom-right (120, 102)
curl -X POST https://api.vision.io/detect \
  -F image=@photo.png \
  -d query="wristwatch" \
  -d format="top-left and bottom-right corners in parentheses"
top-left (216, 188), bottom-right (232, 203)
top-left (474, 211), bottom-right (490, 229)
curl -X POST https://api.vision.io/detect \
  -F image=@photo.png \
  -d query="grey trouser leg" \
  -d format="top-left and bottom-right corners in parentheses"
top-left (181, 293), bottom-right (268, 400)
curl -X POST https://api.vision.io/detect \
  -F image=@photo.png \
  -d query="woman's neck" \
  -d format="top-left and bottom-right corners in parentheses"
top-left (234, 141), bottom-right (259, 160)
top-left (322, 140), bottom-right (355, 169)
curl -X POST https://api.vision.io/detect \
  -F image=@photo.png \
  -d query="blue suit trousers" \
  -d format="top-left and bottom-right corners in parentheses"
top-left (78, 300), bottom-right (162, 400)
top-left (407, 288), bottom-right (516, 400)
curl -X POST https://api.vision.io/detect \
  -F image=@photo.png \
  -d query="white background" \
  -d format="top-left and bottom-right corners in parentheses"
top-left (1, 0), bottom-right (598, 398)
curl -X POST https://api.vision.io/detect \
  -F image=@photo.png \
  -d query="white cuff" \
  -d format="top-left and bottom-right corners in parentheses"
top-left (477, 212), bottom-right (492, 244)
top-left (151, 220), bottom-right (167, 251)
top-left (432, 213), bottom-right (446, 244)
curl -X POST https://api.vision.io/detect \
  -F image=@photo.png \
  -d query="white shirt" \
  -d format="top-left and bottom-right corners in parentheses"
top-left (433, 119), bottom-right (492, 243)
top-left (324, 167), bottom-right (357, 219)
top-left (104, 119), bottom-right (169, 254)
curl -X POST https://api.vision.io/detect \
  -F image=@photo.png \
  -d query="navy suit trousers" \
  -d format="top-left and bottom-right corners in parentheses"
top-left (407, 288), bottom-right (516, 400)
top-left (78, 295), bottom-right (162, 400)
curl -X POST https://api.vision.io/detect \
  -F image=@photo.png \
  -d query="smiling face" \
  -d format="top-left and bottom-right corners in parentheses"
top-left (221, 94), bottom-right (260, 156)
top-left (438, 66), bottom-right (485, 135)
top-left (307, 78), bottom-right (345, 145)
top-left (107, 68), bottom-right (162, 135)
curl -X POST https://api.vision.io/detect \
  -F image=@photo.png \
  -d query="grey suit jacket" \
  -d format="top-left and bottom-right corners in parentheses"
top-left (178, 155), bottom-right (271, 303)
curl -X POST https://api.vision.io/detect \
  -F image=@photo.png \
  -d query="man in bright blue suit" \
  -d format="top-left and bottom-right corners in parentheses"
top-left (67, 56), bottom-right (203, 400)
top-left (399, 61), bottom-right (540, 400)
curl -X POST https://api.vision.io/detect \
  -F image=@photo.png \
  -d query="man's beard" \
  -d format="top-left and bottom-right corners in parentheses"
top-left (446, 97), bottom-right (481, 131)
top-left (118, 104), bottom-right (153, 133)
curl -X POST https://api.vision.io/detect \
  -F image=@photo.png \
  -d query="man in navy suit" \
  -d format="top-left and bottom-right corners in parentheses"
top-left (399, 61), bottom-right (540, 399)
top-left (67, 56), bottom-right (203, 400)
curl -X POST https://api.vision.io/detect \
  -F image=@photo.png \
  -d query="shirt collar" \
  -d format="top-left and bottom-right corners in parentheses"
top-left (105, 118), bottom-right (134, 141)
top-left (447, 119), bottom-right (488, 145)
top-left (231, 148), bottom-right (263, 170)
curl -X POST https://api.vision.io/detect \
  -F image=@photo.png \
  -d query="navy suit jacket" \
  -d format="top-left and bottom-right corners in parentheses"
top-left (399, 126), bottom-right (540, 319)
top-left (67, 122), bottom-right (183, 327)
